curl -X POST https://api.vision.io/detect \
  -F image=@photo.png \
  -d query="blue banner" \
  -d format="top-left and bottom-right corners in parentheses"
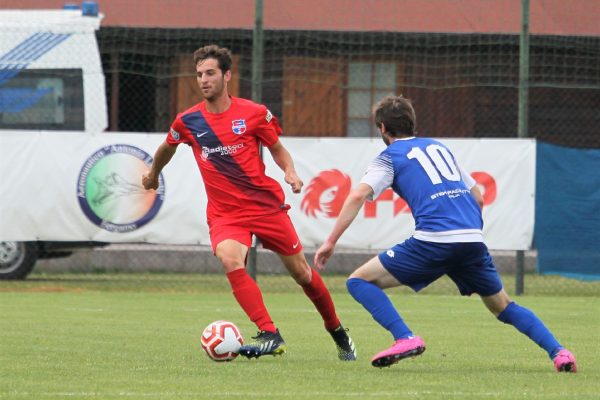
top-left (535, 142), bottom-right (600, 281)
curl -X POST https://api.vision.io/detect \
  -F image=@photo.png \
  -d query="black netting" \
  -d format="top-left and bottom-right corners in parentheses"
top-left (99, 29), bottom-right (599, 147)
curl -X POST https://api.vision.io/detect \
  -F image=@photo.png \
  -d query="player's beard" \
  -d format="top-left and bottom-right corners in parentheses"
top-left (202, 77), bottom-right (226, 102)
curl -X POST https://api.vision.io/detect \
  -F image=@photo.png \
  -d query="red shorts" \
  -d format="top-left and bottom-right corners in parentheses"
top-left (209, 210), bottom-right (303, 256)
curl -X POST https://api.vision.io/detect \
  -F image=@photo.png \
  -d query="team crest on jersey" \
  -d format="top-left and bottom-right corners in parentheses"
top-left (265, 109), bottom-right (273, 123)
top-left (231, 119), bottom-right (246, 135)
top-left (169, 128), bottom-right (180, 141)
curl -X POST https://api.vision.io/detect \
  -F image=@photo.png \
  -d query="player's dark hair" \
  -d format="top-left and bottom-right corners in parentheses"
top-left (373, 95), bottom-right (416, 137)
top-left (193, 44), bottom-right (232, 73)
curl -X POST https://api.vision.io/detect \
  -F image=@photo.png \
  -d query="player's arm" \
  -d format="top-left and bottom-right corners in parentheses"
top-left (142, 140), bottom-right (177, 190)
top-left (458, 164), bottom-right (483, 210)
top-left (315, 153), bottom-right (392, 269)
top-left (314, 183), bottom-right (374, 269)
top-left (266, 139), bottom-right (303, 193)
top-left (470, 185), bottom-right (484, 210)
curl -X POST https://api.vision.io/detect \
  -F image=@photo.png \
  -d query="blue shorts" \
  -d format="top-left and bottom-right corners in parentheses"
top-left (378, 237), bottom-right (503, 296)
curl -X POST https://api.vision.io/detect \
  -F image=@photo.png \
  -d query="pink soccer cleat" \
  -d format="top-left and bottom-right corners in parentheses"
top-left (553, 349), bottom-right (577, 373)
top-left (371, 336), bottom-right (426, 368)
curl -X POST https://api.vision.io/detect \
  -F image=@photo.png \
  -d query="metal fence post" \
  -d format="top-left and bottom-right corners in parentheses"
top-left (516, 250), bottom-right (525, 295)
top-left (516, 0), bottom-right (530, 295)
top-left (247, 0), bottom-right (264, 281)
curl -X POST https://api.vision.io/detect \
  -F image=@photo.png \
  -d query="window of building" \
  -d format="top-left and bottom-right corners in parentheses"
top-left (346, 62), bottom-right (396, 137)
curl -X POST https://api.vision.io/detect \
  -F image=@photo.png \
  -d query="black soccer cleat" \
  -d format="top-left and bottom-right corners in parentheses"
top-left (328, 324), bottom-right (357, 361)
top-left (238, 329), bottom-right (287, 359)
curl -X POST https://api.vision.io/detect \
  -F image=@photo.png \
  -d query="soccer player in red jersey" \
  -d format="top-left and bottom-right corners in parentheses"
top-left (142, 44), bottom-right (356, 360)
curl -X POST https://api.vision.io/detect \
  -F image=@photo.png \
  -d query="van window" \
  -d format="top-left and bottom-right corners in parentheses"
top-left (0, 68), bottom-right (84, 131)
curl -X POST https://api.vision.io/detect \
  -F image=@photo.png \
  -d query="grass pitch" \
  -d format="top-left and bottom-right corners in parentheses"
top-left (1, 273), bottom-right (599, 399)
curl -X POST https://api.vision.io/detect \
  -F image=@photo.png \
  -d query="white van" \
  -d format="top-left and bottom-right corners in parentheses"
top-left (0, 6), bottom-right (108, 279)
top-left (0, 7), bottom-right (107, 132)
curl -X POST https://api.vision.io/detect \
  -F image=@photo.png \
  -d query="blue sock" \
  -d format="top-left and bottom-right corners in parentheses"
top-left (497, 302), bottom-right (563, 359)
top-left (346, 277), bottom-right (412, 340)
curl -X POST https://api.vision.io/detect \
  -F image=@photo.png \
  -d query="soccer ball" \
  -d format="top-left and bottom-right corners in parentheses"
top-left (200, 320), bottom-right (244, 361)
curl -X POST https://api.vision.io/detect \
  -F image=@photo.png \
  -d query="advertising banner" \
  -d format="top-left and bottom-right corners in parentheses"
top-left (0, 134), bottom-right (535, 250)
top-left (266, 138), bottom-right (535, 250)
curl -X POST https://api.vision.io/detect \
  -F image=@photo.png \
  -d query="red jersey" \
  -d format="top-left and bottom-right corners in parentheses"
top-left (166, 96), bottom-right (285, 222)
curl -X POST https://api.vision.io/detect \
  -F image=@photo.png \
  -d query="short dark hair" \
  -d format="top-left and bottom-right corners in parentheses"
top-left (193, 44), bottom-right (232, 73)
top-left (373, 95), bottom-right (416, 137)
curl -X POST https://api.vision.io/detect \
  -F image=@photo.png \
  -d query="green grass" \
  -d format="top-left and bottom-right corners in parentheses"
top-left (6, 271), bottom-right (600, 296)
top-left (1, 273), bottom-right (599, 399)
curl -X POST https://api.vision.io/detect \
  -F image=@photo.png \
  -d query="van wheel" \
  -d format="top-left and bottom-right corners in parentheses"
top-left (0, 241), bottom-right (38, 280)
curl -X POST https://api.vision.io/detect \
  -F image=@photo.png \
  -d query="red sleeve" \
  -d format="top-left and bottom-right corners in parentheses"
top-left (255, 105), bottom-right (282, 147)
top-left (166, 115), bottom-right (190, 146)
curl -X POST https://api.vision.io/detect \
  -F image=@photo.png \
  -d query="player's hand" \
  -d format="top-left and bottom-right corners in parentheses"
top-left (142, 171), bottom-right (159, 190)
top-left (285, 171), bottom-right (303, 193)
top-left (314, 240), bottom-right (335, 270)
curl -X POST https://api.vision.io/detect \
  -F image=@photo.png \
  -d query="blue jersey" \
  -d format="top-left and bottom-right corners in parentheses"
top-left (360, 137), bottom-right (483, 243)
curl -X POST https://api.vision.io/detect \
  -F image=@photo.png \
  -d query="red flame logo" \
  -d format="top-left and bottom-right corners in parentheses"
top-left (301, 169), bottom-right (351, 218)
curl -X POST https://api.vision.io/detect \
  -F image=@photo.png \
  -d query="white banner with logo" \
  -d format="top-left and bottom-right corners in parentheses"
top-left (267, 138), bottom-right (535, 250)
top-left (0, 133), bottom-right (535, 250)
top-left (0, 132), bottom-right (209, 244)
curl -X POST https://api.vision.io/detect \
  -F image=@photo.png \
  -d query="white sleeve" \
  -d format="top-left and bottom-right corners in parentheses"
top-left (359, 154), bottom-right (394, 200)
top-left (458, 164), bottom-right (476, 189)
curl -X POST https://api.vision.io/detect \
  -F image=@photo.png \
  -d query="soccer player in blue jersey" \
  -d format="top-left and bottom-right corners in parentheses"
top-left (314, 95), bottom-right (577, 372)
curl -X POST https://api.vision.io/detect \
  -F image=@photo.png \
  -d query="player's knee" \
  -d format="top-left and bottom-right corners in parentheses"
top-left (289, 261), bottom-right (311, 285)
top-left (291, 265), bottom-right (311, 285)
top-left (280, 253), bottom-right (311, 284)
top-left (482, 289), bottom-right (512, 316)
top-left (218, 255), bottom-right (245, 272)
top-left (348, 270), bottom-right (364, 280)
